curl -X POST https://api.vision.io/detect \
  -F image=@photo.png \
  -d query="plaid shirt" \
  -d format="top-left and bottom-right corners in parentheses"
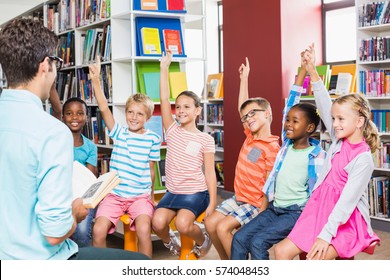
top-left (262, 85), bottom-right (326, 203)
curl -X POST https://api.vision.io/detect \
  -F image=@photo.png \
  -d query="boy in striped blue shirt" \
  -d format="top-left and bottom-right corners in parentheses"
top-left (89, 57), bottom-right (161, 258)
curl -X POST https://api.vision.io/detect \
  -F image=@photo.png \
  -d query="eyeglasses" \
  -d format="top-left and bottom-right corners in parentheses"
top-left (47, 55), bottom-right (63, 71)
top-left (240, 109), bottom-right (266, 123)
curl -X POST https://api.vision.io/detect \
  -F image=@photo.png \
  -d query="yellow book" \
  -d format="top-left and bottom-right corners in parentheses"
top-left (141, 27), bottom-right (162, 55)
top-left (330, 64), bottom-right (356, 93)
top-left (207, 73), bottom-right (224, 98)
top-left (169, 72), bottom-right (188, 99)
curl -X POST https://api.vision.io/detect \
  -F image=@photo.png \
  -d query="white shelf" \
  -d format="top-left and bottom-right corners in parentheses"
top-left (356, 0), bottom-right (390, 230)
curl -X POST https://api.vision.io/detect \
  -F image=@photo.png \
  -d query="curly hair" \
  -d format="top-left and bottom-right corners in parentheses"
top-left (0, 18), bottom-right (58, 87)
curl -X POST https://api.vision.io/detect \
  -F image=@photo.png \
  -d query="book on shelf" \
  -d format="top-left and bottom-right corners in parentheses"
top-left (141, 0), bottom-right (158, 10)
top-left (166, 0), bottom-right (185, 11)
top-left (169, 71), bottom-right (188, 99)
top-left (144, 115), bottom-right (164, 142)
top-left (136, 61), bottom-right (180, 94)
top-left (162, 29), bottom-right (183, 55)
top-left (143, 72), bottom-right (160, 101)
top-left (135, 17), bottom-right (185, 57)
top-left (141, 27), bottom-right (162, 55)
top-left (335, 73), bottom-right (353, 95)
top-left (328, 75), bottom-right (338, 95)
top-left (157, 159), bottom-right (166, 187)
top-left (72, 161), bottom-right (121, 208)
top-left (330, 64), bottom-right (356, 93)
top-left (206, 73), bottom-right (224, 99)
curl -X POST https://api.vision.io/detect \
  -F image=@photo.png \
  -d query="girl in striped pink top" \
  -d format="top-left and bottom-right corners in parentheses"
top-left (152, 50), bottom-right (217, 258)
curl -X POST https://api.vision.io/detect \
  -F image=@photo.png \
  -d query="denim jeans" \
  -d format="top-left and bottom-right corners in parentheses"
top-left (231, 202), bottom-right (302, 260)
top-left (71, 208), bottom-right (96, 247)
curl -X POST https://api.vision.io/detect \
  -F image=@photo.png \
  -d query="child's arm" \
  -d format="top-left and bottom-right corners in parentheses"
top-left (49, 81), bottom-right (62, 120)
top-left (238, 57), bottom-right (250, 113)
top-left (280, 52), bottom-right (307, 141)
top-left (89, 56), bottom-right (115, 132)
top-left (86, 163), bottom-right (98, 177)
top-left (204, 152), bottom-right (217, 216)
top-left (149, 161), bottom-right (157, 206)
top-left (160, 51), bottom-right (175, 130)
top-left (304, 44), bottom-right (333, 134)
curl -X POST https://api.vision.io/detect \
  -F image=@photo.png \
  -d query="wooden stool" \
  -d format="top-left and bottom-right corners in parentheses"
top-left (120, 214), bottom-right (138, 252)
top-left (119, 211), bottom-right (206, 260)
top-left (299, 252), bottom-right (354, 260)
top-left (177, 212), bottom-right (206, 260)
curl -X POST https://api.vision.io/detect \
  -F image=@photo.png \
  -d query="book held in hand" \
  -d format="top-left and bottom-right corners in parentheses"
top-left (72, 161), bottom-right (121, 208)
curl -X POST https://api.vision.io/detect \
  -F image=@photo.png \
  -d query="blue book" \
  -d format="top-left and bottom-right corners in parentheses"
top-left (145, 115), bottom-right (163, 141)
top-left (143, 72), bottom-right (160, 101)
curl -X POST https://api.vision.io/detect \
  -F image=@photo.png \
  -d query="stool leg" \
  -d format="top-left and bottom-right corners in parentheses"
top-left (179, 234), bottom-right (197, 260)
top-left (123, 225), bottom-right (138, 252)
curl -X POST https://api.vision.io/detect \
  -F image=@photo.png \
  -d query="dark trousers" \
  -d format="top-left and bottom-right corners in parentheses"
top-left (231, 202), bottom-right (302, 260)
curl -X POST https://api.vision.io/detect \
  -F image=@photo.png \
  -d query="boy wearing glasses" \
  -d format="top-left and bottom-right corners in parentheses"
top-left (0, 18), bottom-right (147, 260)
top-left (205, 57), bottom-right (280, 259)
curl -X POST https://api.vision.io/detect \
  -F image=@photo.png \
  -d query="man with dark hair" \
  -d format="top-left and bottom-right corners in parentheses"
top-left (0, 18), bottom-right (147, 260)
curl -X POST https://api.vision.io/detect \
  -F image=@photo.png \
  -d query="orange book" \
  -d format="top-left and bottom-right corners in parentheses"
top-left (162, 29), bottom-right (183, 55)
top-left (141, 0), bottom-right (158, 10)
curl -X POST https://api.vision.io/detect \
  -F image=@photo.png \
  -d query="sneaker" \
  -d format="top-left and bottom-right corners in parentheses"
top-left (163, 229), bottom-right (181, 256)
top-left (190, 233), bottom-right (211, 258)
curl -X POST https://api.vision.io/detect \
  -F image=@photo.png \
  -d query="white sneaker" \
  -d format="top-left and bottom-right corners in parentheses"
top-left (163, 229), bottom-right (181, 256)
top-left (190, 233), bottom-right (211, 258)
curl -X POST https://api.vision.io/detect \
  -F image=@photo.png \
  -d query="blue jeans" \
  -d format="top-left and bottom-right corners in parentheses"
top-left (231, 202), bottom-right (302, 260)
top-left (71, 208), bottom-right (96, 247)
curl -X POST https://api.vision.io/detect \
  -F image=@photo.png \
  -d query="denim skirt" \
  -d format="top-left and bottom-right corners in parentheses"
top-left (156, 190), bottom-right (209, 217)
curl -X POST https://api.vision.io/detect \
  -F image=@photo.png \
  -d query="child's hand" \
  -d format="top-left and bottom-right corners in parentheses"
top-left (205, 203), bottom-right (216, 217)
top-left (88, 55), bottom-right (101, 81)
top-left (303, 43), bottom-right (316, 74)
top-left (160, 50), bottom-right (172, 69)
top-left (306, 237), bottom-right (330, 260)
top-left (238, 57), bottom-right (250, 79)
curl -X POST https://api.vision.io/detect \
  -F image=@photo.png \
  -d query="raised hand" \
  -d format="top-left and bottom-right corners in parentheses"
top-left (303, 43), bottom-right (316, 74)
top-left (88, 55), bottom-right (101, 81)
top-left (160, 50), bottom-right (173, 70)
top-left (238, 57), bottom-right (250, 80)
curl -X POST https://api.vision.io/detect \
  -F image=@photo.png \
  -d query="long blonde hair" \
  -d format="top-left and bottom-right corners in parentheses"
top-left (333, 94), bottom-right (379, 153)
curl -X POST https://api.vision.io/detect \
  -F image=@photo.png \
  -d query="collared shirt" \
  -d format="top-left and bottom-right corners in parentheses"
top-left (0, 89), bottom-right (77, 259)
top-left (263, 85), bottom-right (326, 203)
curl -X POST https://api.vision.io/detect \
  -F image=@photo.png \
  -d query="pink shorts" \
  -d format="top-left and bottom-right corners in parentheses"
top-left (96, 193), bottom-right (155, 233)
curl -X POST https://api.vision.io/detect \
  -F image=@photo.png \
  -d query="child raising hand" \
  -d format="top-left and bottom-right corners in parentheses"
top-left (275, 44), bottom-right (380, 260)
top-left (152, 50), bottom-right (217, 258)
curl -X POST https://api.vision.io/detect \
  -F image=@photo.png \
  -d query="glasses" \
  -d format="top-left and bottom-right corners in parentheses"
top-left (240, 109), bottom-right (266, 123)
top-left (47, 55), bottom-right (63, 71)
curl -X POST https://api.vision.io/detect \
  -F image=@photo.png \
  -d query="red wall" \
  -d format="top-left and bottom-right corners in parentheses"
top-left (222, 0), bottom-right (322, 192)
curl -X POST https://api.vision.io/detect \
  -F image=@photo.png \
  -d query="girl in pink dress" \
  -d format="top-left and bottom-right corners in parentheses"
top-left (274, 44), bottom-right (380, 260)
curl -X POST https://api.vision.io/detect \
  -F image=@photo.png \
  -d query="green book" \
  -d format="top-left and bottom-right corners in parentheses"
top-left (136, 61), bottom-right (180, 94)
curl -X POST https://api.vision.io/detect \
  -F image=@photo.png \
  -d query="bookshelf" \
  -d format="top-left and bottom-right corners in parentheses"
top-left (1, 0), bottom-right (222, 190)
top-left (356, 0), bottom-right (390, 231)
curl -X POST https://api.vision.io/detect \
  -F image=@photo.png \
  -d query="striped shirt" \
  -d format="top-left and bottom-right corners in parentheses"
top-left (165, 122), bottom-right (215, 194)
top-left (108, 123), bottom-right (161, 198)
